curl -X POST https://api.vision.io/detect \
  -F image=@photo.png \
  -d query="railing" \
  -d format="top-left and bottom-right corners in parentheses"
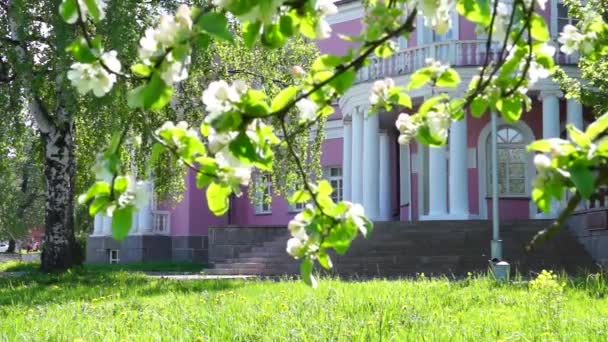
top-left (355, 39), bottom-right (580, 83)
top-left (578, 186), bottom-right (608, 212)
top-left (152, 210), bottom-right (171, 235)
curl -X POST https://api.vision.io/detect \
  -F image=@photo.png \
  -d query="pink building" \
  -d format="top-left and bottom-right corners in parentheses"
top-left (87, 1), bottom-right (606, 266)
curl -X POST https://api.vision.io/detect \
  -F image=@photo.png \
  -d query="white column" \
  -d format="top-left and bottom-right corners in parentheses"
top-left (362, 111), bottom-right (380, 219)
top-left (540, 90), bottom-right (563, 217)
top-left (342, 119), bottom-right (353, 201)
top-left (138, 181), bottom-right (154, 234)
top-left (351, 108), bottom-right (364, 204)
top-left (102, 215), bottom-right (112, 235)
top-left (426, 146), bottom-right (448, 219)
top-left (448, 116), bottom-right (469, 219)
top-left (93, 214), bottom-right (103, 235)
top-left (379, 131), bottom-right (391, 220)
top-left (541, 90), bottom-right (562, 139)
top-left (567, 98), bottom-right (583, 132)
top-left (130, 211), bottom-right (140, 235)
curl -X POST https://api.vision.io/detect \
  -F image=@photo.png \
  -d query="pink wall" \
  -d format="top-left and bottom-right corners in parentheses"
top-left (168, 171), bottom-right (229, 237)
top-left (317, 19), bottom-right (362, 55)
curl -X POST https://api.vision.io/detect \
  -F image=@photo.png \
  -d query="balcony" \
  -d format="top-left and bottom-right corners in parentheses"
top-left (355, 39), bottom-right (579, 84)
top-left (152, 210), bottom-right (171, 235)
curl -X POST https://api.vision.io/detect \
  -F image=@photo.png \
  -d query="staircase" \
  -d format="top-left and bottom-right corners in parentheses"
top-left (204, 220), bottom-right (598, 277)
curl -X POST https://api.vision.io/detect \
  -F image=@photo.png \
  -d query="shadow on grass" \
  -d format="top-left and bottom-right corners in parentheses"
top-left (0, 266), bottom-right (244, 307)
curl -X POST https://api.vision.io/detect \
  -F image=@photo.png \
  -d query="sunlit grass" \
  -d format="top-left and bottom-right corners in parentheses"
top-left (1, 265), bottom-right (608, 340)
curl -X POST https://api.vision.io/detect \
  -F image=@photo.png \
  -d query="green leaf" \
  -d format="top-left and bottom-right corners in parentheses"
top-left (83, 0), bottom-right (102, 21)
top-left (59, 0), bottom-right (78, 23)
top-left (279, 15), bottom-right (294, 37)
top-left (112, 206), bottom-right (133, 240)
top-left (300, 258), bottom-right (317, 288)
top-left (271, 86), bottom-right (298, 112)
top-left (317, 180), bottom-right (333, 197)
top-left (417, 125), bottom-right (445, 146)
top-left (567, 124), bottom-right (590, 148)
top-left (317, 251), bottom-right (333, 270)
top-left (89, 196), bottom-right (109, 216)
top-left (569, 162), bottom-right (595, 199)
top-left (470, 97), bottom-right (488, 117)
top-left (289, 190), bottom-right (311, 204)
top-left (329, 70), bottom-right (356, 94)
top-left (211, 111), bottom-right (243, 132)
top-left (79, 181), bottom-right (111, 204)
top-left (206, 182), bottom-right (231, 215)
top-left (530, 13), bottom-right (550, 42)
top-left (496, 97), bottom-right (522, 122)
top-left (197, 12), bottom-right (234, 42)
top-left (436, 69), bottom-right (461, 88)
top-left (66, 38), bottom-right (97, 63)
top-left (128, 74), bottom-right (173, 110)
top-left (586, 112), bottom-right (608, 140)
top-left (243, 21), bottom-right (261, 48)
top-left (532, 187), bottom-right (551, 213)
top-left (261, 23), bottom-right (285, 49)
top-left (407, 68), bottom-right (432, 90)
top-left (374, 42), bottom-right (395, 58)
top-left (131, 64), bottom-right (151, 77)
top-left (113, 176), bottom-right (128, 193)
top-left (456, 0), bottom-right (491, 25)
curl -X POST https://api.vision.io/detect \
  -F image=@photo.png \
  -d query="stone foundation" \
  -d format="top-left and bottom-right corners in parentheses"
top-left (86, 235), bottom-right (208, 264)
top-left (208, 226), bottom-right (286, 263)
top-left (568, 210), bottom-right (608, 266)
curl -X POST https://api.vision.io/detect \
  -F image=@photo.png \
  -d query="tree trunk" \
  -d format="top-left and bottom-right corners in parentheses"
top-left (40, 122), bottom-right (78, 271)
top-left (7, 239), bottom-right (15, 254)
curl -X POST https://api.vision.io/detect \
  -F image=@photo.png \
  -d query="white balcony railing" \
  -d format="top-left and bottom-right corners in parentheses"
top-left (152, 210), bottom-right (171, 235)
top-left (355, 40), bottom-right (579, 83)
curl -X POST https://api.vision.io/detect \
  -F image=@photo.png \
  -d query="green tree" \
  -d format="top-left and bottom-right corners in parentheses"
top-left (0, 0), bottom-right (317, 270)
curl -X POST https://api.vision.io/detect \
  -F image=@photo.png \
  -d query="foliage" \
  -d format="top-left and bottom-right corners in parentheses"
top-left (64, 0), bottom-right (574, 285)
top-left (1, 270), bottom-right (608, 340)
top-left (0, 122), bottom-right (44, 241)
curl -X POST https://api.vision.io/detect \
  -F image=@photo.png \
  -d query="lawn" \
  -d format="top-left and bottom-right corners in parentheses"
top-left (1, 266), bottom-right (608, 341)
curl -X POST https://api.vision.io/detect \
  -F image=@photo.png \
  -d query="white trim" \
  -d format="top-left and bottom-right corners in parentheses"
top-left (551, 0), bottom-right (559, 37)
top-left (477, 119), bottom-right (537, 219)
top-left (327, 1), bottom-right (364, 25)
top-left (324, 119), bottom-right (343, 139)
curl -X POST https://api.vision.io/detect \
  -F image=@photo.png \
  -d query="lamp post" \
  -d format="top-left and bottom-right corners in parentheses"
top-left (490, 112), bottom-right (509, 280)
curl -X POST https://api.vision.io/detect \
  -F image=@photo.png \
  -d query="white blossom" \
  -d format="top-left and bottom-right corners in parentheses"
top-left (207, 128), bottom-right (236, 154)
top-left (117, 176), bottom-right (150, 210)
top-left (396, 113), bottom-right (420, 145)
top-left (161, 53), bottom-right (190, 85)
top-left (341, 201), bottom-right (369, 236)
top-left (215, 147), bottom-right (253, 190)
top-left (286, 237), bottom-right (305, 257)
top-left (288, 213), bottom-right (309, 240)
top-left (491, 1), bottom-right (511, 43)
top-left (558, 24), bottom-right (583, 55)
top-left (426, 106), bottom-right (451, 141)
top-left (315, 19), bottom-right (333, 40)
top-left (418, 0), bottom-right (454, 35)
top-left (314, 0), bottom-right (338, 39)
top-left (202, 80), bottom-right (241, 121)
top-left (369, 78), bottom-right (394, 106)
top-left (526, 43), bottom-right (554, 86)
top-left (67, 51), bottom-right (120, 97)
top-left (296, 99), bottom-right (319, 122)
top-left (534, 154), bottom-right (551, 171)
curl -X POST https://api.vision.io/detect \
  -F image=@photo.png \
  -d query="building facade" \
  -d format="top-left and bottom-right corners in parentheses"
top-left (87, 1), bottom-right (601, 264)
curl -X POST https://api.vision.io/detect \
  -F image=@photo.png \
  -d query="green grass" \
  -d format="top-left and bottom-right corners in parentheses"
top-left (1, 267), bottom-right (608, 341)
top-left (0, 260), bottom-right (205, 273)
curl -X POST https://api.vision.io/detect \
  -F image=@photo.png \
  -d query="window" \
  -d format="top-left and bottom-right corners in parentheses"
top-left (109, 249), bottom-right (120, 264)
top-left (323, 167), bottom-right (343, 203)
top-left (487, 127), bottom-right (527, 196)
top-left (557, 2), bottom-right (578, 34)
top-left (254, 175), bottom-right (272, 214)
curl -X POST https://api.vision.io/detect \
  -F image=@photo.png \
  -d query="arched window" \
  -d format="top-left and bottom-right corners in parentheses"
top-left (487, 126), bottom-right (527, 196)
